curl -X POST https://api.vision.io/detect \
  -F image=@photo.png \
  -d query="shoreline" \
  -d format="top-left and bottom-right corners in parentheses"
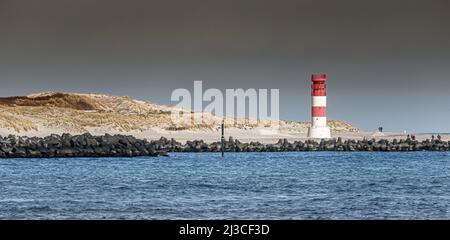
top-left (2, 127), bottom-right (449, 143)
top-left (1, 133), bottom-right (449, 158)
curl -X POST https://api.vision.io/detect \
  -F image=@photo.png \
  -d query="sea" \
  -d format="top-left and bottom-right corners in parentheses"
top-left (0, 152), bottom-right (449, 220)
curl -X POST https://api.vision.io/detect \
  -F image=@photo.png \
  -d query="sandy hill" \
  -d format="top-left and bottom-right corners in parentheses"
top-left (0, 92), bottom-right (361, 137)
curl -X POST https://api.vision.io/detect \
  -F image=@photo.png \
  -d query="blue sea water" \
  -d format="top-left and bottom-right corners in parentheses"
top-left (0, 152), bottom-right (449, 220)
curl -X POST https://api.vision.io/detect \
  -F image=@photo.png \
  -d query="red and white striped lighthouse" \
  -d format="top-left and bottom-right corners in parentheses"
top-left (308, 73), bottom-right (331, 138)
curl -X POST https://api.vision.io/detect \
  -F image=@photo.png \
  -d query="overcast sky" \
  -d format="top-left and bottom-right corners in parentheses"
top-left (1, 0), bottom-right (449, 132)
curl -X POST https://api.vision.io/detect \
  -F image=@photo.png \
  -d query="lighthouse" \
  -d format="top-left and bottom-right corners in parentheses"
top-left (307, 74), bottom-right (331, 138)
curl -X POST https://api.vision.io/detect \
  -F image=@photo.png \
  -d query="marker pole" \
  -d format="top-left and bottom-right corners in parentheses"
top-left (221, 119), bottom-right (225, 157)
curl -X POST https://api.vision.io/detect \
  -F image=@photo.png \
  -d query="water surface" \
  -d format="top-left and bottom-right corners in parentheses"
top-left (0, 152), bottom-right (449, 219)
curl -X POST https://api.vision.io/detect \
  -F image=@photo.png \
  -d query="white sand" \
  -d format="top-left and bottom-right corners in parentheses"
top-left (2, 126), bottom-right (446, 144)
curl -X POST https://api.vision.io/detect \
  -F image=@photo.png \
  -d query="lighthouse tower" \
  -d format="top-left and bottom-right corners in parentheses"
top-left (308, 74), bottom-right (331, 138)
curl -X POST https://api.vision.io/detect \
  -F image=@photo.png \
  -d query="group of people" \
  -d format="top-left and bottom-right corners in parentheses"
top-left (379, 126), bottom-right (442, 142)
top-left (406, 134), bottom-right (416, 141)
top-left (407, 134), bottom-right (442, 141)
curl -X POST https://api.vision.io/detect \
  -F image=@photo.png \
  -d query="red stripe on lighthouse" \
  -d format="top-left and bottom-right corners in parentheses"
top-left (311, 83), bottom-right (327, 96)
top-left (312, 107), bottom-right (326, 117)
top-left (311, 89), bottom-right (327, 96)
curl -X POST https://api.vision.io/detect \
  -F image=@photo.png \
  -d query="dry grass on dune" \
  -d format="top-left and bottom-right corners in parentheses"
top-left (0, 110), bottom-right (39, 133)
top-left (0, 92), bottom-right (361, 134)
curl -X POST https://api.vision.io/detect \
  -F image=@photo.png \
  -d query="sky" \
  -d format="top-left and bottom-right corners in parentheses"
top-left (1, 0), bottom-right (449, 132)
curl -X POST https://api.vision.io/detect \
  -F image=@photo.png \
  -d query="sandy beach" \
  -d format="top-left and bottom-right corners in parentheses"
top-left (135, 129), bottom-right (450, 143)
top-left (2, 126), bottom-right (446, 144)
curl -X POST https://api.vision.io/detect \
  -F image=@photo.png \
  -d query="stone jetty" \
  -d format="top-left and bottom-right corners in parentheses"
top-left (1, 134), bottom-right (449, 158)
top-left (0, 133), bottom-right (167, 158)
top-left (154, 136), bottom-right (450, 152)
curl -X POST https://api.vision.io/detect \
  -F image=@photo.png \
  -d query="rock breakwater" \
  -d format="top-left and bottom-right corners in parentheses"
top-left (1, 135), bottom-right (449, 158)
top-left (153, 136), bottom-right (450, 152)
top-left (0, 133), bottom-right (167, 158)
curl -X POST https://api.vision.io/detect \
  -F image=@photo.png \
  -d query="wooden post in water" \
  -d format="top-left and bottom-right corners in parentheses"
top-left (221, 119), bottom-right (225, 157)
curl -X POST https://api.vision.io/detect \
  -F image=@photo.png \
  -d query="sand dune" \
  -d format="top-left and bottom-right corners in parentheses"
top-left (0, 91), bottom-right (369, 142)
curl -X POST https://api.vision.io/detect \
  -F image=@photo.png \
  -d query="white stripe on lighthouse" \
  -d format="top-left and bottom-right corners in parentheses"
top-left (312, 117), bottom-right (327, 127)
top-left (312, 96), bottom-right (327, 107)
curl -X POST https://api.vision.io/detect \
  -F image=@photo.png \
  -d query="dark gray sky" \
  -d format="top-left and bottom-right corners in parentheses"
top-left (1, 0), bottom-right (449, 132)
